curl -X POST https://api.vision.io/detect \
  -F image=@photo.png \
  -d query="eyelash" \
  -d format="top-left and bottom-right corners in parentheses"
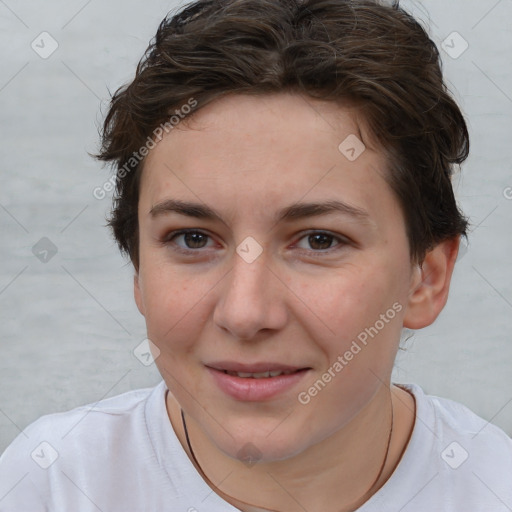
top-left (162, 229), bottom-right (349, 256)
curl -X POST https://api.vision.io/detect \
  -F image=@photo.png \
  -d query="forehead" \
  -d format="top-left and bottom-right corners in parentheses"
top-left (139, 93), bottom-right (398, 226)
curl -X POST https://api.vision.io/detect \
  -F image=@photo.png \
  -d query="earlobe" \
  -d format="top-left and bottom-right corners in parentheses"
top-left (403, 237), bottom-right (461, 330)
top-left (134, 272), bottom-right (145, 316)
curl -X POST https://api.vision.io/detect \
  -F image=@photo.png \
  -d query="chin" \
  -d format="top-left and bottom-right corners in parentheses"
top-left (213, 421), bottom-right (314, 464)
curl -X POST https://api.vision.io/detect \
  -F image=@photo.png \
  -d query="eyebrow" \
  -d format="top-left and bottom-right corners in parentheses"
top-left (149, 199), bottom-right (371, 224)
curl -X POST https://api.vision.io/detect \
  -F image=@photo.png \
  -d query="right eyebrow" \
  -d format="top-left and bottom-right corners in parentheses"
top-left (149, 199), bottom-right (222, 221)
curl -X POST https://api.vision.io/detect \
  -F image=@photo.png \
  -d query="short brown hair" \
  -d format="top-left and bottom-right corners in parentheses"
top-left (96, 0), bottom-right (469, 269)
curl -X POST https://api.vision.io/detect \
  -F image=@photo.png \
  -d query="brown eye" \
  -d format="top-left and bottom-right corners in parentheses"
top-left (181, 232), bottom-right (208, 249)
top-left (166, 230), bottom-right (213, 251)
top-left (307, 233), bottom-right (335, 250)
top-left (295, 231), bottom-right (343, 252)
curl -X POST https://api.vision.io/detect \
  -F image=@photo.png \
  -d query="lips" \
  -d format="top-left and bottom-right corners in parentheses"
top-left (205, 361), bottom-right (311, 401)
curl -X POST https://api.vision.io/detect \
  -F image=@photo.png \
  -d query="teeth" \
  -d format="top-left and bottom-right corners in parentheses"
top-left (224, 370), bottom-right (296, 378)
top-left (252, 371), bottom-right (270, 378)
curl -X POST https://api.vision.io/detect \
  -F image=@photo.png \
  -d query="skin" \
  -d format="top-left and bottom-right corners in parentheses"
top-left (134, 93), bottom-right (460, 512)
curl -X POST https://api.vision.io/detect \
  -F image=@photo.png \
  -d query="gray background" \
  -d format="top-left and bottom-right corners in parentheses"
top-left (0, 0), bottom-right (511, 453)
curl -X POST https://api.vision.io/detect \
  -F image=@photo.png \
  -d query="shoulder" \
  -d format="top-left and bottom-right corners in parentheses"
top-left (416, 385), bottom-right (512, 449)
top-left (0, 382), bottom-right (166, 508)
top-left (403, 383), bottom-right (512, 501)
top-left (14, 383), bottom-right (158, 445)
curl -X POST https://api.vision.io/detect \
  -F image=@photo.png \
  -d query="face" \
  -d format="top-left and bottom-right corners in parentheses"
top-left (134, 93), bottom-right (418, 461)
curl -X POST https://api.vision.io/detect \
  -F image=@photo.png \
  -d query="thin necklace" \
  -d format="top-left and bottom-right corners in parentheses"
top-left (180, 397), bottom-right (394, 512)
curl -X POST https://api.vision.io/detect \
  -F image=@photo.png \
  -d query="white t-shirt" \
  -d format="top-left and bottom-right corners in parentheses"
top-left (1, 380), bottom-right (511, 511)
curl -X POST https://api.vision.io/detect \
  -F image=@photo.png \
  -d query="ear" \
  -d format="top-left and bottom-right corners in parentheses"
top-left (403, 236), bottom-right (461, 330)
top-left (134, 271), bottom-right (145, 316)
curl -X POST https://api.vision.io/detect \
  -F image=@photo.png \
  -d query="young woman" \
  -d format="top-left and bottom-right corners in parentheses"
top-left (1, 1), bottom-right (511, 511)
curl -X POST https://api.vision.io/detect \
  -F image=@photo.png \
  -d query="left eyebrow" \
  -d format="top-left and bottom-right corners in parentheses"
top-left (276, 200), bottom-right (371, 224)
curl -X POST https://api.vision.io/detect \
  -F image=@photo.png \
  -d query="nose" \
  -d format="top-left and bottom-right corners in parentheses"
top-left (213, 250), bottom-right (288, 341)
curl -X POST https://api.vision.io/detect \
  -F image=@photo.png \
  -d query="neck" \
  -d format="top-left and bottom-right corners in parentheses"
top-left (167, 384), bottom-right (415, 512)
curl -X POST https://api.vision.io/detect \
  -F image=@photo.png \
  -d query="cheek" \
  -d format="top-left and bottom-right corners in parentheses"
top-left (297, 267), bottom-right (405, 424)
top-left (138, 261), bottom-right (206, 349)
top-left (305, 260), bottom-right (406, 394)
top-left (312, 263), bottom-right (401, 338)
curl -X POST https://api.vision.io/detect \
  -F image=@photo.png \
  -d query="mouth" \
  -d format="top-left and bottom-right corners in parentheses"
top-left (220, 368), bottom-right (304, 378)
top-left (206, 361), bottom-right (310, 376)
top-left (205, 362), bottom-right (311, 401)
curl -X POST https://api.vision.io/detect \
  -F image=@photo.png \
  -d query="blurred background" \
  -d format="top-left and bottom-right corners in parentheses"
top-left (0, 0), bottom-right (511, 453)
